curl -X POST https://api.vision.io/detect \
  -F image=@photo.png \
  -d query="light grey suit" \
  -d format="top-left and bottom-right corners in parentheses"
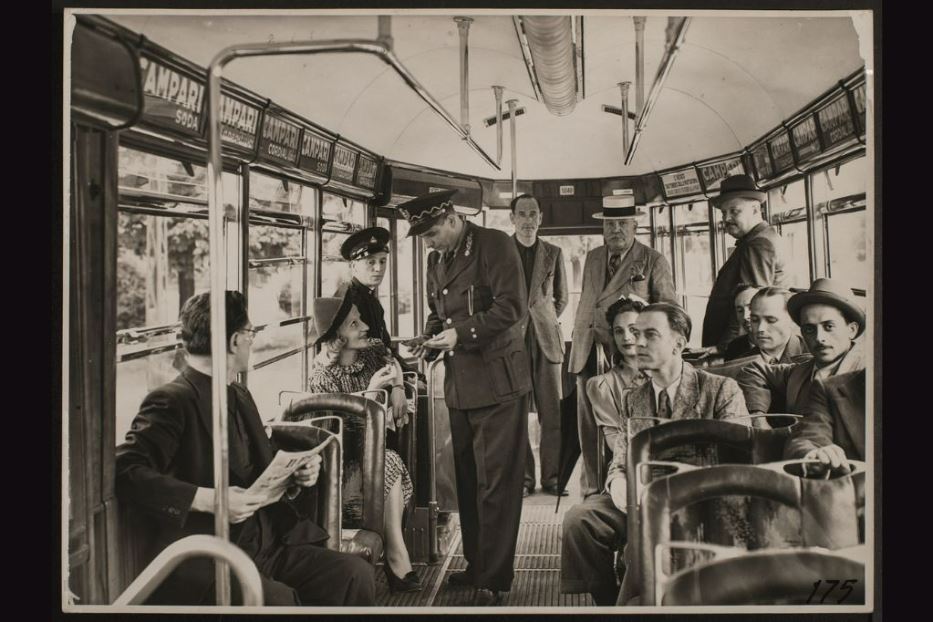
top-left (567, 240), bottom-right (676, 496)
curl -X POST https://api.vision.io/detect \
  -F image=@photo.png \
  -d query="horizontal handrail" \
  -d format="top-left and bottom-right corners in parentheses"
top-left (113, 535), bottom-right (262, 606)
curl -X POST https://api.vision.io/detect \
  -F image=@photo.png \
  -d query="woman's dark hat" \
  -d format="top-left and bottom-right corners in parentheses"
top-left (710, 174), bottom-right (767, 208)
top-left (309, 293), bottom-right (356, 346)
top-left (787, 278), bottom-right (866, 337)
top-left (340, 226), bottom-right (390, 261)
top-left (398, 189), bottom-right (458, 236)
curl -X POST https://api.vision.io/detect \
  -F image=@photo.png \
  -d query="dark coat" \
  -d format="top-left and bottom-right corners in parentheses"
top-left (784, 369), bottom-right (866, 461)
top-left (115, 367), bottom-right (328, 604)
top-left (424, 220), bottom-right (532, 409)
top-left (702, 222), bottom-right (789, 350)
top-left (517, 236), bottom-right (570, 364)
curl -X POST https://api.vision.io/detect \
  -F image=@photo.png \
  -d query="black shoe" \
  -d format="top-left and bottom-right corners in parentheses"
top-left (474, 588), bottom-right (501, 606)
top-left (523, 484), bottom-right (535, 497)
top-left (383, 564), bottom-right (423, 593)
top-left (542, 484), bottom-right (569, 497)
top-left (447, 570), bottom-right (473, 586)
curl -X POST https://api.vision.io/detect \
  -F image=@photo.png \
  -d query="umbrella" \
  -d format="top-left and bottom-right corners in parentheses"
top-left (554, 385), bottom-right (581, 513)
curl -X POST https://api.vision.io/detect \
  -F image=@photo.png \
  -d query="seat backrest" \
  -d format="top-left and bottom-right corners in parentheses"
top-left (661, 549), bottom-right (866, 605)
top-left (281, 393), bottom-right (386, 535)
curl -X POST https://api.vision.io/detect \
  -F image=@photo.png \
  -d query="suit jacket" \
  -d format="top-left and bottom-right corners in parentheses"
top-left (604, 361), bottom-right (750, 489)
top-left (784, 369), bottom-right (866, 461)
top-left (515, 235), bottom-right (570, 363)
top-left (115, 367), bottom-right (327, 603)
top-left (423, 221), bottom-right (532, 409)
top-left (567, 240), bottom-right (676, 374)
top-left (702, 222), bottom-right (789, 350)
top-left (738, 340), bottom-right (864, 415)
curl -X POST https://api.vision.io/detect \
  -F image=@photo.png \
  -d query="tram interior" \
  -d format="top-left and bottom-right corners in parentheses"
top-left (64, 10), bottom-right (875, 609)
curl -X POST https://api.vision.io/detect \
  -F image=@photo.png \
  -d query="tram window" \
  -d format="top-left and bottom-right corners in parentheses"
top-left (812, 158), bottom-right (868, 293)
top-left (653, 205), bottom-right (675, 271)
top-left (767, 179), bottom-right (809, 288)
top-left (540, 234), bottom-right (603, 335)
top-left (118, 146), bottom-right (208, 201)
top-left (673, 202), bottom-right (715, 348)
top-left (395, 218), bottom-right (415, 337)
top-left (247, 226), bottom-right (304, 326)
top-left (321, 193), bottom-right (368, 295)
top-left (465, 211), bottom-right (485, 226)
top-left (484, 207), bottom-right (513, 234)
top-left (249, 171), bottom-right (310, 216)
top-left (247, 326), bottom-right (306, 415)
top-left (322, 192), bottom-right (367, 227)
top-left (376, 216), bottom-right (396, 335)
top-left (116, 349), bottom-right (183, 443)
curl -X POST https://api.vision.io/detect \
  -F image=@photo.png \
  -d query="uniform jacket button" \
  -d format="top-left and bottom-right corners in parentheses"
top-left (443, 288), bottom-right (448, 295)
top-left (446, 318), bottom-right (453, 324)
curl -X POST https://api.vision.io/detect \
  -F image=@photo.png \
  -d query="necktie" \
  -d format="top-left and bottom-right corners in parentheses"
top-left (607, 253), bottom-right (621, 283)
top-left (657, 388), bottom-right (672, 419)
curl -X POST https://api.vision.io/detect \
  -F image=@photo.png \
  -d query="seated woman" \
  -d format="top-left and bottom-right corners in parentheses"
top-left (307, 293), bottom-right (421, 593)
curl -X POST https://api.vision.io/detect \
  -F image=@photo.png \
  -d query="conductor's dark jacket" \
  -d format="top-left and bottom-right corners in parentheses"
top-left (423, 220), bottom-right (532, 409)
top-left (115, 366), bottom-right (328, 604)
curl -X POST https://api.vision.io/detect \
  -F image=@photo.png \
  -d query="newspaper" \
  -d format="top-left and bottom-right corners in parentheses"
top-left (246, 444), bottom-right (327, 504)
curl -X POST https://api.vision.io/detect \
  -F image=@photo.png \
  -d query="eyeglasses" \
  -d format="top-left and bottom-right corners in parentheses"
top-left (238, 326), bottom-right (263, 340)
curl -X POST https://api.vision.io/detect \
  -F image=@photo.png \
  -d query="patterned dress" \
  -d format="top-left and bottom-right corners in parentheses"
top-left (308, 338), bottom-right (414, 526)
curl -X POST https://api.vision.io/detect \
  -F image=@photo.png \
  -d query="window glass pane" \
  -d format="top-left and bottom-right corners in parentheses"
top-left (674, 204), bottom-right (714, 295)
top-left (118, 146), bottom-right (207, 201)
top-left (116, 349), bottom-right (186, 443)
top-left (465, 211), bottom-right (484, 226)
top-left (248, 353), bottom-right (306, 420)
top-left (321, 231), bottom-right (352, 296)
top-left (322, 193), bottom-right (367, 227)
top-left (248, 263), bottom-right (305, 325)
top-left (683, 296), bottom-right (709, 349)
top-left (485, 208), bottom-right (513, 234)
top-left (376, 216), bottom-right (395, 336)
top-left (249, 171), bottom-right (307, 215)
top-left (826, 211), bottom-right (868, 293)
top-left (812, 158), bottom-right (867, 287)
top-left (250, 323), bottom-right (304, 368)
top-left (653, 206), bottom-right (674, 272)
top-left (395, 219), bottom-right (415, 337)
top-left (540, 234), bottom-right (603, 335)
top-left (766, 179), bottom-right (809, 288)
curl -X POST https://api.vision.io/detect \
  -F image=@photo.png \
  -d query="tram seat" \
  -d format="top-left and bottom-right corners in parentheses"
top-left (281, 392), bottom-right (387, 565)
top-left (637, 462), bottom-right (866, 606)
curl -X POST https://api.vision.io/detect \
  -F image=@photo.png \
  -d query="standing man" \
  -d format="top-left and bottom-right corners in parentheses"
top-left (510, 193), bottom-right (570, 497)
top-left (702, 174), bottom-right (789, 353)
top-left (567, 196), bottom-right (676, 497)
top-left (402, 190), bottom-right (532, 606)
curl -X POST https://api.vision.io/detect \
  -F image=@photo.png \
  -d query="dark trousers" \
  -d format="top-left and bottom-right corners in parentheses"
top-left (524, 323), bottom-right (562, 490)
top-left (575, 347), bottom-right (609, 497)
top-left (449, 395), bottom-right (529, 592)
top-left (560, 492), bottom-right (627, 605)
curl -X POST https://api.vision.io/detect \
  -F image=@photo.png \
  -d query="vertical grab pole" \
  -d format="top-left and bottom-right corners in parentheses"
top-left (619, 81), bottom-right (632, 158)
top-left (492, 85), bottom-right (504, 165)
top-left (454, 17), bottom-right (474, 135)
top-left (206, 61), bottom-right (232, 606)
top-left (634, 17), bottom-right (646, 117)
top-left (507, 98), bottom-right (519, 198)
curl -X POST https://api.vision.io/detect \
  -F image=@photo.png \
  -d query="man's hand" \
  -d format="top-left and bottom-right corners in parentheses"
top-left (609, 478), bottom-right (628, 512)
top-left (804, 444), bottom-right (851, 476)
top-left (227, 487), bottom-right (266, 523)
top-left (423, 328), bottom-right (458, 351)
top-left (291, 454), bottom-right (323, 488)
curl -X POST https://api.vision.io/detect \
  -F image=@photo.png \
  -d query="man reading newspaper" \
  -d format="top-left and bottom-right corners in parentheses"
top-left (116, 291), bottom-right (375, 606)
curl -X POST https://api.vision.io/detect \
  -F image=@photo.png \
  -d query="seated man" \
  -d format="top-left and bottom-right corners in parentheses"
top-left (784, 368), bottom-right (866, 474)
top-left (561, 303), bottom-right (749, 606)
top-left (746, 287), bottom-right (810, 364)
top-left (115, 291), bottom-right (375, 606)
top-left (738, 278), bottom-right (865, 416)
top-left (722, 284), bottom-right (760, 361)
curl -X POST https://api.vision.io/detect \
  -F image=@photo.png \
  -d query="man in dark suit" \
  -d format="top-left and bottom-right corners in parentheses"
top-left (785, 368), bottom-right (866, 474)
top-left (702, 174), bottom-right (789, 353)
top-left (402, 190), bottom-right (531, 606)
top-left (561, 303), bottom-right (749, 605)
top-left (567, 196), bottom-right (676, 497)
top-left (115, 291), bottom-right (375, 606)
top-left (509, 193), bottom-right (570, 497)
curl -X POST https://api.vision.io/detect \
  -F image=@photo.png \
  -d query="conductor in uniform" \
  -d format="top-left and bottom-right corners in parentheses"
top-left (402, 189), bottom-right (532, 606)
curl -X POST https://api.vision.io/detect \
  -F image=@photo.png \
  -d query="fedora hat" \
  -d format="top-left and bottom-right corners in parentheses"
top-left (710, 174), bottom-right (767, 208)
top-left (398, 189), bottom-right (458, 237)
top-left (309, 294), bottom-right (356, 346)
top-left (593, 195), bottom-right (644, 220)
top-left (787, 278), bottom-right (866, 337)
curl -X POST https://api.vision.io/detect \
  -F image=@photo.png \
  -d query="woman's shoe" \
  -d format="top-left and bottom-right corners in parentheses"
top-left (383, 563), bottom-right (423, 593)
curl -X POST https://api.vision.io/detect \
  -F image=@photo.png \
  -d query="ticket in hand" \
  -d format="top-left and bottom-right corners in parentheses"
top-left (400, 336), bottom-right (428, 348)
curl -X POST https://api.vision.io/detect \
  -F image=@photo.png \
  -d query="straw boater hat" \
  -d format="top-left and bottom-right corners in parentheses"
top-left (710, 174), bottom-right (767, 208)
top-left (787, 278), bottom-right (866, 337)
top-left (309, 294), bottom-right (356, 346)
top-left (397, 189), bottom-right (459, 236)
top-left (593, 195), bottom-right (644, 220)
top-left (340, 226), bottom-right (390, 261)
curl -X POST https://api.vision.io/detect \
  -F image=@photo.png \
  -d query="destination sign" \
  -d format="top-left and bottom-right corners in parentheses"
top-left (217, 93), bottom-right (260, 151)
top-left (356, 155), bottom-right (377, 189)
top-left (331, 144), bottom-right (358, 184)
top-left (751, 143), bottom-right (773, 180)
top-left (660, 168), bottom-right (702, 198)
top-left (258, 112), bottom-right (301, 167)
top-left (699, 157), bottom-right (745, 192)
top-left (769, 130), bottom-right (795, 173)
top-left (138, 54), bottom-right (204, 137)
top-left (817, 95), bottom-right (856, 150)
top-left (298, 130), bottom-right (332, 176)
top-left (791, 115), bottom-right (822, 161)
